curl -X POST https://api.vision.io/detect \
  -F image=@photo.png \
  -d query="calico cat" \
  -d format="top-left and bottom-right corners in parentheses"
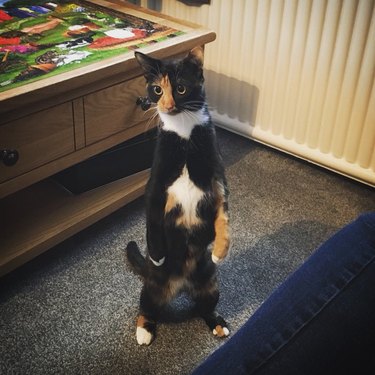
top-left (126, 46), bottom-right (230, 345)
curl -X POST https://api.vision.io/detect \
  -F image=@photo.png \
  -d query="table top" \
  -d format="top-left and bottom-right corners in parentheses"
top-left (0, 0), bottom-right (216, 116)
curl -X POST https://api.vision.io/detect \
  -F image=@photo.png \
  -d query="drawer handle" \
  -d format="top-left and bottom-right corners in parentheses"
top-left (136, 96), bottom-right (151, 111)
top-left (1, 149), bottom-right (19, 166)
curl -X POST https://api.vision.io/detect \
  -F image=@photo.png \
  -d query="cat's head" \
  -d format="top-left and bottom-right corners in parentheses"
top-left (135, 47), bottom-right (205, 115)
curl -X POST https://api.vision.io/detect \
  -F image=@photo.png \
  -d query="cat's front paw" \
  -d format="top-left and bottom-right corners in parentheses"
top-left (211, 245), bottom-right (229, 264)
top-left (150, 256), bottom-right (165, 267)
top-left (212, 254), bottom-right (223, 264)
top-left (212, 212), bottom-right (230, 263)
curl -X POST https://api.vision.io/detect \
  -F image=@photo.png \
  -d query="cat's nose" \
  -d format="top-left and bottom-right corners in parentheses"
top-left (166, 104), bottom-right (176, 112)
top-left (160, 96), bottom-right (176, 113)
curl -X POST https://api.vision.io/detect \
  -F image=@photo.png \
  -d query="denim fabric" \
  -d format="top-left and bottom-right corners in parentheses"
top-left (192, 212), bottom-right (375, 375)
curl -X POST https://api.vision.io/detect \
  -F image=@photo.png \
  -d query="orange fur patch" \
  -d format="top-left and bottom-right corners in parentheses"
top-left (137, 315), bottom-right (146, 328)
top-left (176, 214), bottom-right (202, 228)
top-left (212, 206), bottom-right (230, 260)
top-left (158, 75), bottom-right (175, 113)
top-left (212, 181), bottom-right (230, 261)
top-left (165, 192), bottom-right (178, 214)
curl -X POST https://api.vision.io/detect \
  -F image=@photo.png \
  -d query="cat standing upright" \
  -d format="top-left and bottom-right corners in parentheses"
top-left (126, 46), bottom-right (230, 345)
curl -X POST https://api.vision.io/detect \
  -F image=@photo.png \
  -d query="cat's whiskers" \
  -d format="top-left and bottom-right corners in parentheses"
top-left (184, 100), bottom-right (215, 112)
top-left (181, 109), bottom-right (197, 124)
top-left (184, 103), bottom-right (201, 110)
top-left (179, 110), bottom-right (198, 150)
top-left (143, 103), bottom-right (157, 116)
top-left (143, 105), bottom-right (160, 131)
top-left (185, 99), bottom-right (215, 110)
top-left (181, 107), bottom-right (207, 126)
top-left (183, 100), bottom-right (204, 106)
top-left (178, 109), bottom-right (204, 150)
top-left (183, 101), bottom-right (211, 114)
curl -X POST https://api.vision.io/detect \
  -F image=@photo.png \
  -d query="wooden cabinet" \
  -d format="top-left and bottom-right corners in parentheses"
top-left (84, 76), bottom-right (150, 145)
top-left (0, 84), bottom-right (154, 276)
top-left (0, 0), bottom-right (215, 277)
top-left (0, 103), bottom-right (75, 183)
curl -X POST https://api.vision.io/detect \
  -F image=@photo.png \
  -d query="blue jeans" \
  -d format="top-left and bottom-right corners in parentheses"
top-left (192, 212), bottom-right (375, 375)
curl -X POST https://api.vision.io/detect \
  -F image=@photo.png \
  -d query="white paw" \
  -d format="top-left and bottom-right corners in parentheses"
top-left (136, 327), bottom-right (153, 345)
top-left (211, 254), bottom-right (222, 264)
top-left (213, 327), bottom-right (230, 337)
top-left (150, 256), bottom-right (165, 267)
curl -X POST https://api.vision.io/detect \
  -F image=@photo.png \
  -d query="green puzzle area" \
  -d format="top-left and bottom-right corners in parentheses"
top-left (0, 0), bottom-right (183, 92)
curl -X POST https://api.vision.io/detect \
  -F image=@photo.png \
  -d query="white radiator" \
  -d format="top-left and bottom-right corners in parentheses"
top-left (144, 0), bottom-right (375, 186)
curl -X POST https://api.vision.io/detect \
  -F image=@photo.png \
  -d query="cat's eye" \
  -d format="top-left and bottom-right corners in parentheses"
top-left (177, 84), bottom-right (186, 95)
top-left (153, 85), bottom-right (163, 95)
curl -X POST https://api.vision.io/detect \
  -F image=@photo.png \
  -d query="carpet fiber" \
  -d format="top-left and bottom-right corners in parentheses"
top-left (1, 128), bottom-right (374, 375)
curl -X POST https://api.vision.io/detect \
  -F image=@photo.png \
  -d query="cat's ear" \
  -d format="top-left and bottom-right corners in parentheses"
top-left (134, 51), bottom-right (161, 75)
top-left (186, 46), bottom-right (204, 68)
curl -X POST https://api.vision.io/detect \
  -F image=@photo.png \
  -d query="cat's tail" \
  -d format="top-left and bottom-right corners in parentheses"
top-left (126, 241), bottom-right (147, 278)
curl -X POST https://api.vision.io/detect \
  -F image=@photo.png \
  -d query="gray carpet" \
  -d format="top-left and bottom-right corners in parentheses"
top-left (1, 128), bottom-right (374, 375)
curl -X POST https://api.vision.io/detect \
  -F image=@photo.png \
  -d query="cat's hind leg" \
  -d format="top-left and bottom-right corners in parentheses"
top-left (136, 275), bottom-right (180, 345)
top-left (204, 312), bottom-right (230, 337)
top-left (191, 264), bottom-right (229, 338)
top-left (195, 290), bottom-right (230, 337)
top-left (136, 283), bottom-right (166, 345)
top-left (136, 314), bottom-right (156, 346)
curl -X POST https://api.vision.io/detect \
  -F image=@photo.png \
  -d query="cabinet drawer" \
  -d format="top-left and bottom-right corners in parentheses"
top-left (84, 75), bottom-right (154, 145)
top-left (0, 103), bottom-right (75, 183)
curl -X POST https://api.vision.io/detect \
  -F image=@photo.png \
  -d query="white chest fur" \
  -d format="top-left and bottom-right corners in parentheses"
top-left (158, 108), bottom-right (209, 139)
top-left (167, 166), bottom-right (204, 227)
